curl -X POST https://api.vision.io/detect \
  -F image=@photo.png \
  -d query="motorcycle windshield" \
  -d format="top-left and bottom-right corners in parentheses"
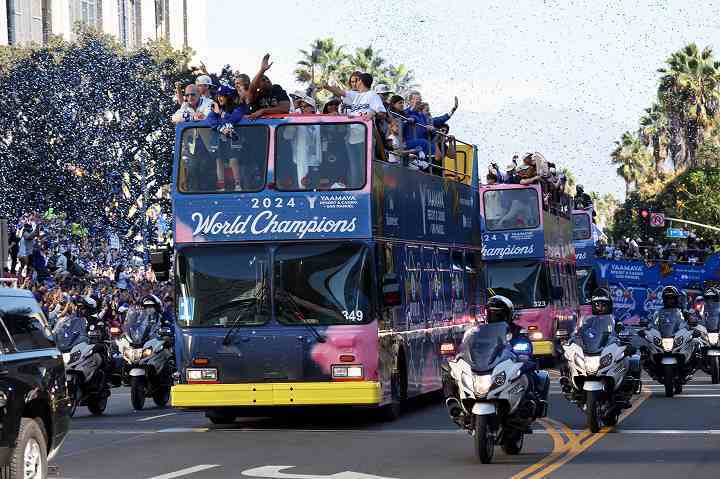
top-left (462, 322), bottom-right (510, 372)
top-left (123, 309), bottom-right (158, 345)
top-left (577, 315), bottom-right (614, 354)
top-left (54, 316), bottom-right (88, 353)
top-left (656, 309), bottom-right (684, 338)
top-left (704, 303), bottom-right (720, 332)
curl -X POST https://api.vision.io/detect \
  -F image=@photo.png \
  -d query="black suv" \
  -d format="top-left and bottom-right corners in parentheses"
top-left (0, 288), bottom-right (71, 478)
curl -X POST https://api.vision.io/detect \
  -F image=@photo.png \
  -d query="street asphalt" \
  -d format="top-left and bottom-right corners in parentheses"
top-left (50, 372), bottom-right (720, 479)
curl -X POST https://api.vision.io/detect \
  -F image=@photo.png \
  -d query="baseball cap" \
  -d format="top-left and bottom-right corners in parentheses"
top-left (217, 85), bottom-right (237, 98)
top-left (374, 84), bottom-right (392, 95)
top-left (195, 75), bottom-right (212, 86)
top-left (299, 96), bottom-right (317, 109)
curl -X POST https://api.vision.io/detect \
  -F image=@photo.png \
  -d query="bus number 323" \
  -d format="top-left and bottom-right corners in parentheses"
top-left (342, 310), bottom-right (364, 322)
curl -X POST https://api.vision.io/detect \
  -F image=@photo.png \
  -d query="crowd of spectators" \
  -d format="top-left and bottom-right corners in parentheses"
top-left (3, 211), bottom-right (171, 328)
top-left (598, 234), bottom-right (716, 264)
top-left (171, 54), bottom-right (462, 179)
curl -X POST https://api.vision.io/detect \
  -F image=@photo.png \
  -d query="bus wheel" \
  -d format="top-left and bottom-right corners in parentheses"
top-left (379, 358), bottom-right (406, 421)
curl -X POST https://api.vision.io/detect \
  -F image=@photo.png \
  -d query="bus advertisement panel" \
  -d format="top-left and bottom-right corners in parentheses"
top-left (572, 209), bottom-right (597, 319)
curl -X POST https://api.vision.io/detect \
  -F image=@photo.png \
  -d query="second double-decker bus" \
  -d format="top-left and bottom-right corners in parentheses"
top-left (572, 208), bottom-right (598, 320)
top-left (479, 182), bottom-right (579, 359)
top-left (160, 115), bottom-right (481, 423)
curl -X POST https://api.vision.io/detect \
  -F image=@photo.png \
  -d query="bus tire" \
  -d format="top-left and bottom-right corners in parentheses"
top-left (206, 410), bottom-right (236, 425)
top-left (379, 352), bottom-right (407, 421)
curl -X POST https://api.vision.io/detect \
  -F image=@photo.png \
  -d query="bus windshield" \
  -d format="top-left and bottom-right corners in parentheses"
top-left (177, 125), bottom-right (269, 193)
top-left (177, 246), bottom-right (270, 327)
top-left (483, 188), bottom-right (540, 231)
top-left (274, 243), bottom-right (371, 325)
top-left (275, 123), bottom-right (366, 191)
top-left (573, 213), bottom-right (591, 240)
top-left (486, 261), bottom-right (550, 309)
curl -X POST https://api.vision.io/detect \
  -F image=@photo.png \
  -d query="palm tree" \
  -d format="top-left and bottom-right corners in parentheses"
top-left (384, 63), bottom-right (419, 96)
top-left (348, 45), bottom-right (387, 83)
top-left (295, 38), bottom-right (349, 88)
top-left (657, 43), bottom-right (720, 168)
top-left (611, 131), bottom-right (652, 197)
top-left (560, 167), bottom-right (576, 195)
top-left (639, 102), bottom-right (669, 175)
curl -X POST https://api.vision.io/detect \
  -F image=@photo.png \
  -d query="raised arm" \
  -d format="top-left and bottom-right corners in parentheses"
top-left (247, 53), bottom-right (274, 105)
top-left (322, 83), bottom-right (346, 99)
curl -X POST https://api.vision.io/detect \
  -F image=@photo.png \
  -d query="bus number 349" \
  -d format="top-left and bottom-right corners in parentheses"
top-left (342, 310), bottom-right (364, 322)
top-left (251, 198), bottom-right (296, 209)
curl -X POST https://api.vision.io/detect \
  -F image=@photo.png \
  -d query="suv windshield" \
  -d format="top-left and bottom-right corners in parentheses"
top-left (572, 213), bottom-right (591, 240)
top-left (483, 188), bottom-right (540, 231)
top-left (177, 125), bottom-right (268, 193)
top-left (176, 246), bottom-right (270, 327)
top-left (486, 261), bottom-right (550, 309)
top-left (274, 243), bottom-right (371, 325)
top-left (275, 123), bottom-right (366, 191)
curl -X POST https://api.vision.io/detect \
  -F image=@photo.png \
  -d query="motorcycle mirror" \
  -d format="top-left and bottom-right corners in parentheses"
top-left (158, 326), bottom-right (173, 338)
top-left (614, 322), bottom-right (624, 334)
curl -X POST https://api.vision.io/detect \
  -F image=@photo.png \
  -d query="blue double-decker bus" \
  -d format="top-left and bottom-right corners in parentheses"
top-left (160, 115), bottom-right (481, 422)
top-left (572, 208), bottom-right (598, 320)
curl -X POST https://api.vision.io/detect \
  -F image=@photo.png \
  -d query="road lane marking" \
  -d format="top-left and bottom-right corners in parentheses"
top-left (157, 427), bottom-right (209, 433)
top-left (138, 412), bottom-right (178, 422)
top-left (146, 465), bottom-right (220, 479)
top-left (241, 466), bottom-right (398, 478)
top-left (510, 419), bottom-right (570, 479)
top-left (674, 394), bottom-right (720, 397)
top-left (526, 388), bottom-right (651, 478)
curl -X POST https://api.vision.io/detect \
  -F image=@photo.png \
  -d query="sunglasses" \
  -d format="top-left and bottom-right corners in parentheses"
top-left (183, 93), bottom-right (197, 97)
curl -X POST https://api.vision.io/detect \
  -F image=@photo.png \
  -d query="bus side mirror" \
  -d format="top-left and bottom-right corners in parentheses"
top-left (551, 286), bottom-right (564, 300)
top-left (151, 249), bottom-right (172, 282)
top-left (382, 274), bottom-right (401, 307)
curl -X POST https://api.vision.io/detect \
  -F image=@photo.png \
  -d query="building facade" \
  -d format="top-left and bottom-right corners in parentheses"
top-left (1, 0), bottom-right (207, 54)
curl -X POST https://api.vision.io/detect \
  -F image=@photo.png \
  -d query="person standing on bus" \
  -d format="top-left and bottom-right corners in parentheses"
top-left (208, 85), bottom-right (248, 191)
top-left (195, 74), bottom-right (214, 103)
top-left (246, 54), bottom-right (291, 119)
top-left (172, 85), bottom-right (212, 123)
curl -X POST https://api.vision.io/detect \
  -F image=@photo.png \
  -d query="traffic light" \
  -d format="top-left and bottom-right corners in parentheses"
top-left (640, 209), bottom-right (649, 219)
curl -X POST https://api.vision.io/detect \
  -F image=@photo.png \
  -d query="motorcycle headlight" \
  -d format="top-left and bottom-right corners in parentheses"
top-left (662, 338), bottom-right (674, 352)
top-left (473, 374), bottom-right (493, 397)
top-left (599, 353), bottom-right (613, 370)
top-left (142, 348), bottom-right (153, 358)
top-left (709, 332), bottom-right (719, 345)
top-left (585, 355), bottom-right (600, 374)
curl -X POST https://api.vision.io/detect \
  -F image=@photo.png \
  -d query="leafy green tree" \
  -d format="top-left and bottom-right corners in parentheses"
top-left (294, 38), bottom-right (348, 88)
top-left (639, 102), bottom-right (669, 176)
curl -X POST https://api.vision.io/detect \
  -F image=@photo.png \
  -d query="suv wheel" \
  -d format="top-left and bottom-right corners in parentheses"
top-left (8, 418), bottom-right (47, 479)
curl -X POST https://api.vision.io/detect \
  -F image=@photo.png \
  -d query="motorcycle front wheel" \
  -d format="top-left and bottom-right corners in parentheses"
top-left (87, 396), bottom-right (107, 416)
top-left (711, 357), bottom-right (720, 384)
top-left (663, 365), bottom-right (675, 398)
top-left (131, 376), bottom-right (147, 410)
top-left (586, 391), bottom-right (600, 433)
top-left (474, 414), bottom-right (495, 464)
top-left (68, 381), bottom-right (80, 417)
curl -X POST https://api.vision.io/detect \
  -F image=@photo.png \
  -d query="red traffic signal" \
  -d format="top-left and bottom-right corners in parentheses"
top-left (640, 209), bottom-right (649, 218)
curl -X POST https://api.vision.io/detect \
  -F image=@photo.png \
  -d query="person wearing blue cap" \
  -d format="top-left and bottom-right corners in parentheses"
top-left (207, 85), bottom-right (248, 191)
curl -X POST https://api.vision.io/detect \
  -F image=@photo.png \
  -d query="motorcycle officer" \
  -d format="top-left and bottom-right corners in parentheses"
top-left (486, 295), bottom-right (549, 402)
top-left (657, 286), bottom-right (688, 325)
top-left (141, 294), bottom-right (171, 328)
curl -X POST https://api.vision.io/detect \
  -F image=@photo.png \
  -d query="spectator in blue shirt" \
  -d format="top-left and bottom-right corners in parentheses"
top-left (403, 91), bottom-right (458, 157)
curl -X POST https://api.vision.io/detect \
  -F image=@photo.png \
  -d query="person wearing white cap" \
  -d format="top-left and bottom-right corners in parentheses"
top-left (195, 74), bottom-right (213, 102)
top-left (297, 96), bottom-right (317, 114)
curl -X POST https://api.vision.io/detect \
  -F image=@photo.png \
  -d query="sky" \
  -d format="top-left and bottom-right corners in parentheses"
top-left (199, 0), bottom-right (720, 199)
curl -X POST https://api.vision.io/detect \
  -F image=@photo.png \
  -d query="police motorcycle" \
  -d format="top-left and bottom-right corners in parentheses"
top-left (638, 286), bottom-right (701, 397)
top-left (441, 296), bottom-right (549, 464)
top-left (695, 288), bottom-right (720, 384)
top-left (118, 296), bottom-right (174, 410)
top-left (560, 289), bottom-right (641, 432)
top-left (54, 297), bottom-right (113, 416)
